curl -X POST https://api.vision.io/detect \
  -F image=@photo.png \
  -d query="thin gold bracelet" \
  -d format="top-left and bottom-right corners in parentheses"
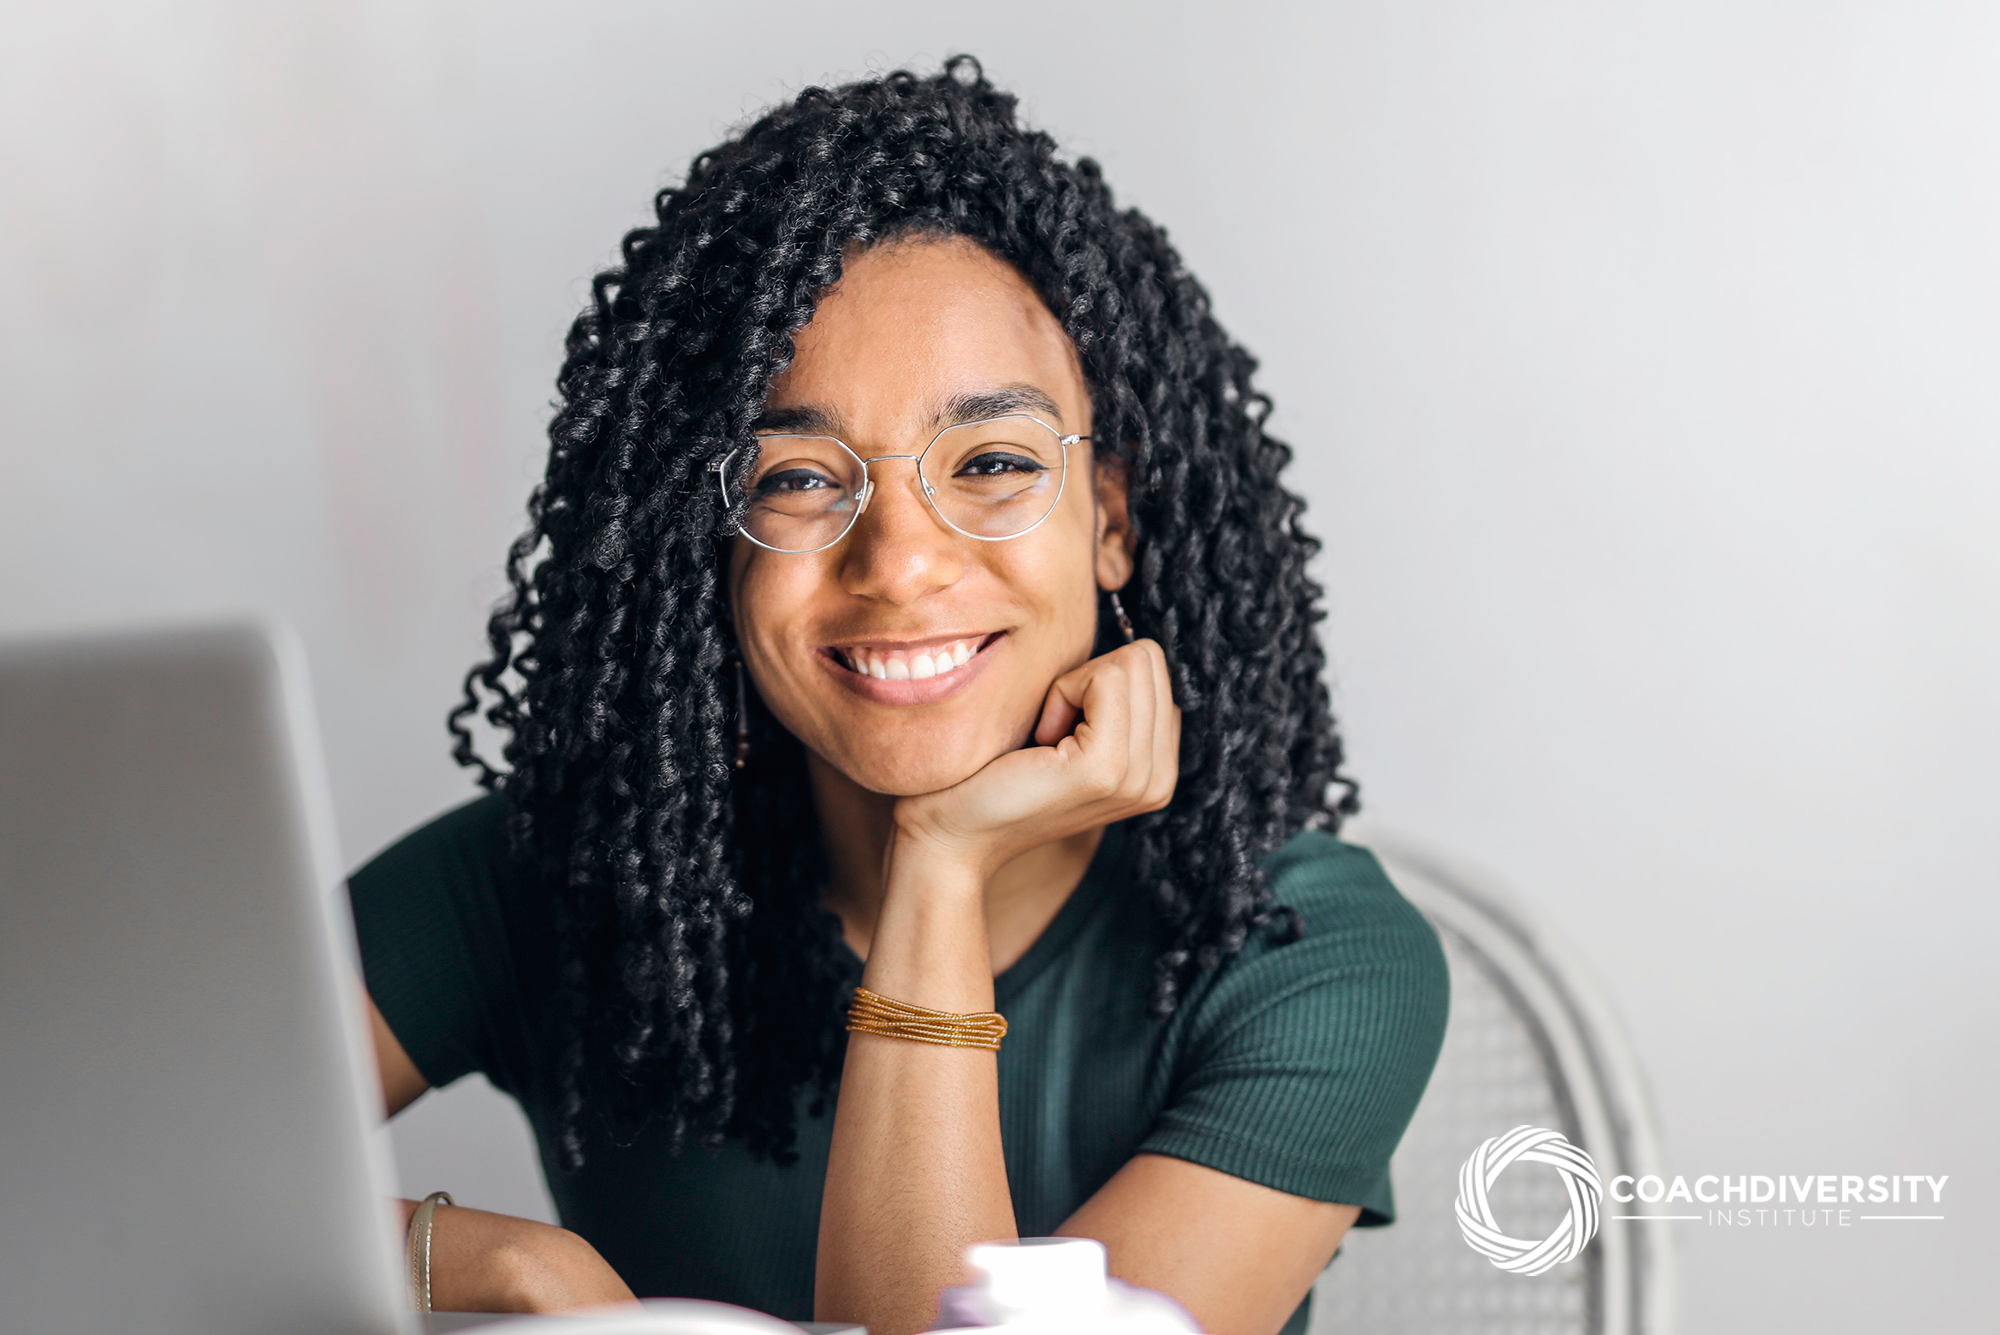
top-left (846, 985), bottom-right (1008, 1051)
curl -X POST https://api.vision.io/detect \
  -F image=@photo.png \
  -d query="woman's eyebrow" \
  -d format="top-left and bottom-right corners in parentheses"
top-left (933, 385), bottom-right (1064, 428)
top-left (754, 386), bottom-right (1062, 439)
top-left (755, 404), bottom-right (846, 436)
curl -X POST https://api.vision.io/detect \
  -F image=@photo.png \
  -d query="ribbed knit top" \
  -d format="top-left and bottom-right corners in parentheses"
top-left (349, 796), bottom-right (1448, 1334)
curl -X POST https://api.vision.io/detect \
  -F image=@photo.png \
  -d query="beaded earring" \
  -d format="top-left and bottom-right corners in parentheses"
top-left (1108, 590), bottom-right (1136, 644)
top-left (733, 659), bottom-right (750, 769)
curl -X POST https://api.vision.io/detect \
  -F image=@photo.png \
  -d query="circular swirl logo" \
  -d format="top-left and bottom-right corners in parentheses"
top-left (1455, 1125), bottom-right (1604, 1275)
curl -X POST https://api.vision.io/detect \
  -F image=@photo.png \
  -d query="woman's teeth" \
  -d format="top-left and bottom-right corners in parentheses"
top-left (842, 639), bottom-right (977, 681)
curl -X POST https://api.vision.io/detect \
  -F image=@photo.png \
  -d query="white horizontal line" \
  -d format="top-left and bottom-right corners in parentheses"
top-left (1859, 1215), bottom-right (1944, 1221)
top-left (1612, 1214), bottom-right (1702, 1220)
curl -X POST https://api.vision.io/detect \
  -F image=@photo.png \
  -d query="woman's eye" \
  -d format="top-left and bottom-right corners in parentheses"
top-left (756, 467), bottom-right (836, 495)
top-left (954, 451), bottom-right (1046, 477)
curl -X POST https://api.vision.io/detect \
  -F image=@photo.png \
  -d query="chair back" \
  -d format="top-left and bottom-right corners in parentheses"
top-left (1310, 827), bottom-right (1674, 1335)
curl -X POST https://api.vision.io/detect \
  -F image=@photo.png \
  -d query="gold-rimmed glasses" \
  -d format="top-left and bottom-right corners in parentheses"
top-left (711, 413), bottom-right (1085, 555)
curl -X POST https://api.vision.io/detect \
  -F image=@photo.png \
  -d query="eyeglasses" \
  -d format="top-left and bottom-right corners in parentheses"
top-left (711, 413), bottom-right (1086, 555)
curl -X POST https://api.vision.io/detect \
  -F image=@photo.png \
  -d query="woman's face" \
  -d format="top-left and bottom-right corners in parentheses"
top-left (728, 236), bottom-right (1130, 797)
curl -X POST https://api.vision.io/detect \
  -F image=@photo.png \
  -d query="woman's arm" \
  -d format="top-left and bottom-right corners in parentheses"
top-left (1061, 1155), bottom-right (1360, 1335)
top-left (368, 995), bottom-right (637, 1313)
top-left (409, 1198), bottom-right (638, 1313)
top-left (813, 844), bottom-right (1014, 1333)
top-left (815, 641), bottom-right (1180, 1335)
top-left (368, 995), bottom-right (429, 1116)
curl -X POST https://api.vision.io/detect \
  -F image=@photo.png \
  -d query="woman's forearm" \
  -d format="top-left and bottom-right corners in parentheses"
top-left (395, 1199), bottom-right (636, 1313)
top-left (814, 842), bottom-right (1018, 1335)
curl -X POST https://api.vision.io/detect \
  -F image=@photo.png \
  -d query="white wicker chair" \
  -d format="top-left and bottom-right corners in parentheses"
top-left (1310, 827), bottom-right (1674, 1335)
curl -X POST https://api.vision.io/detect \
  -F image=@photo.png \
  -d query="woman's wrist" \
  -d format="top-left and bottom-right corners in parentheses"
top-left (881, 824), bottom-right (990, 903)
top-left (422, 1203), bottom-right (637, 1314)
top-left (407, 1191), bottom-right (455, 1311)
top-left (860, 833), bottom-right (994, 1010)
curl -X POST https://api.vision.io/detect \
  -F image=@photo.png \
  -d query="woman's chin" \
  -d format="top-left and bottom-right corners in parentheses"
top-left (823, 737), bottom-right (1017, 799)
top-left (855, 757), bottom-right (992, 799)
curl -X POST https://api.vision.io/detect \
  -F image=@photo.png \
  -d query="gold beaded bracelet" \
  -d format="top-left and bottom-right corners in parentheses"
top-left (846, 985), bottom-right (1008, 1051)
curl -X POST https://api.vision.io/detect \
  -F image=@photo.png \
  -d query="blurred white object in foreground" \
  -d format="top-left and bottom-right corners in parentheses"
top-left (486, 1298), bottom-right (807, 1334)
top-left (932, 1238), bottom-right (1200, 1334)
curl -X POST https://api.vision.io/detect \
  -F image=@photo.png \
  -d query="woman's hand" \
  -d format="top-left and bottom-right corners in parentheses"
top-left (406, 1200), bottom-right (638, 1314)
top-left (891, 638), bottom-right (1181, 878)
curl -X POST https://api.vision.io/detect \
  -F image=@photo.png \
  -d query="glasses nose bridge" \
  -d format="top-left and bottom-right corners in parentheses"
top-left (851, 451), bottom-right (938, 524)
top-left (858, 450), bottom-right (927, 483)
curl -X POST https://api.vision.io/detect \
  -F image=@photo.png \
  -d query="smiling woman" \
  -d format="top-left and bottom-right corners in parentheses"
top-left (345, 58), bottom-right (1447, 1335)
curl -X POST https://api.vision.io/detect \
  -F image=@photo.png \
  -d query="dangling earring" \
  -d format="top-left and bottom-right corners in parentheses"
top-left (1109, 590), bottom-right (1135, 644)
top-left (732, 659), bottom-right (750, 769)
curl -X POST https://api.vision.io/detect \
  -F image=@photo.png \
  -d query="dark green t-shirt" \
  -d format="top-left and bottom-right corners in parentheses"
top-left (350, 796), bottom-right (1446, 1332)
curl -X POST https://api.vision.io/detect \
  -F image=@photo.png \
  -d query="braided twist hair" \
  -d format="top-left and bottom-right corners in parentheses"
top-left (449, 57), bottom-right (1358, 1168)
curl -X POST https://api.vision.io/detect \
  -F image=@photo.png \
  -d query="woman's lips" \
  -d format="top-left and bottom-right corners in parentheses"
top-left (820, 632), bottom-right (1003, 705)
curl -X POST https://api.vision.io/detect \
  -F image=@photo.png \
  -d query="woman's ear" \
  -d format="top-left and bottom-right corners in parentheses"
top-left (1093, 457), bottom-right (1136, 591)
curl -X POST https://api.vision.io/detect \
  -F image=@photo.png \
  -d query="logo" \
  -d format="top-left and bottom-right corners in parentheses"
top-left (1454, 1125), bottom-right (1603, 1276)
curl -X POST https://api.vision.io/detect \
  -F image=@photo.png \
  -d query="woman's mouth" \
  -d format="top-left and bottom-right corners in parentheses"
top-left (830, 633), bottom-right (999, 682)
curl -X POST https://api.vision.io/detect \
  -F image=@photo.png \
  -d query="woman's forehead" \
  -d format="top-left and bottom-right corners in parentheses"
top-left (769, 237), bottom-right (1085, 434)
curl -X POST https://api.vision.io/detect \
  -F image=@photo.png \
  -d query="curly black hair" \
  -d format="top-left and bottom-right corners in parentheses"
top-left (449, 56), bottom-right (1357, 1169)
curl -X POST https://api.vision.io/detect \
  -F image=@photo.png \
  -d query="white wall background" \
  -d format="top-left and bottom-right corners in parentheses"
top-left (3, 1), bottom-right (1994, 1328)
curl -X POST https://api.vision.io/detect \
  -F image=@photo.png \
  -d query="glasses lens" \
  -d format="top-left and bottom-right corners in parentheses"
top-left (734, 435), bottom-right (867, 552)
top-left (921, 415), bottom-right (1067, 539)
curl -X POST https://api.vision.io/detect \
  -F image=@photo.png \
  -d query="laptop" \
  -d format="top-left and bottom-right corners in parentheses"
top-left (0, 623), bottom-right (854, 1335)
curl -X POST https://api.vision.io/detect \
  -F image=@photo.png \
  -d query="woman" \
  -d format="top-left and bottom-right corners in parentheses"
top-left (352, 58), bottom-right (1447, 1335)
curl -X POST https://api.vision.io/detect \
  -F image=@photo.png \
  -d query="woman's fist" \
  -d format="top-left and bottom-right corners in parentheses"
top-left (892, 639), bottom-right (1180, 879)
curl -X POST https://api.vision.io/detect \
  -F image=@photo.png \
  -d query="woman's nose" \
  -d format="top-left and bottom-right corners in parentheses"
top-left (837, 460), bottom-right (964, 604)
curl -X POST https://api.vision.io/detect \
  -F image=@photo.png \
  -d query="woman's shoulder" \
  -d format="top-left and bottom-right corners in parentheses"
top-left (346, 793), bottom-right (551, 1091)
top-left (1262, 828), bottom-right (1444, 958)
top-left (350, 791), bottom-right (513, 889)
top-left (1137, 826), bottom-right (1451, 1221)
top-left (347, 791), bottom-right (550, 963)
top-left (1181, 826), bottom-right (1450, 1035)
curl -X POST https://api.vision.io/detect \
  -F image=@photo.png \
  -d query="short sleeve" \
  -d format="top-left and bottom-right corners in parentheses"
top-left (1138, 835), bottom-right (1449, 1226)
top-left (345, 794), bottom-right (542, 1096)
